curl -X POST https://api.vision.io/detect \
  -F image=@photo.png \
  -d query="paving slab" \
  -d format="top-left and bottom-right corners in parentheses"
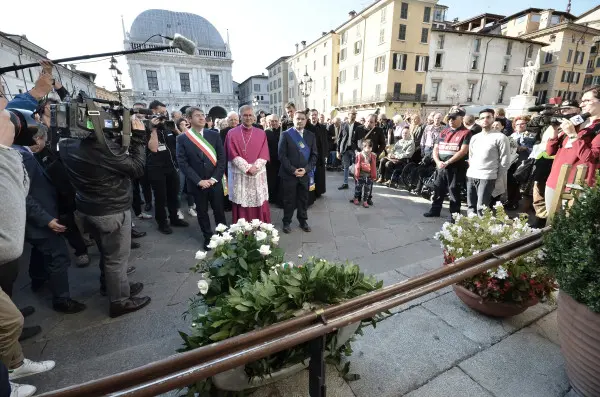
top-left (345, 306), bottom-right (481, 397)
top-left (529, 310), bottom-right (560, 346)
top-left (459, 328), bottom-right (570, 397)
top-left (423, 292), bottom-right (555, 347)
top-left (404, 366), bottom-right (494, 397)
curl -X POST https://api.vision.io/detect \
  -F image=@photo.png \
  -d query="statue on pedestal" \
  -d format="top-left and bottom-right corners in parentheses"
top-left (519, 60), bottom-right (539, 96)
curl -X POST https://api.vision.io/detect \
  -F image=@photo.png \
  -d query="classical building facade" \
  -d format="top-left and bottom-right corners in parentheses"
top-left (123, 9), bottom-right (237, 119)
top-left (425, 29), bottom-right (543, 111)
top-left (266, 56), bottom-right (290, 116)
top-left (0, 31), bottom-right (96, 100)
top-left (237, 75), bottom-right (269, 113)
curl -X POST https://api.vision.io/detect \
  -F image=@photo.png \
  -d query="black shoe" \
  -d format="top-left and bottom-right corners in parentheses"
top-left (127, 266), bottom-right (136, 276)
top-left (338, 184), bottom-right (349, 190)
top-left (530, 216), bottom-right (547, 229)
top-left (53, 298), bottom-right (86, 314)
top-left (300, 223), bottom-right (311, 232)
top-left (131, 228), bottom-right (146, 239)
top-left (283, 224), bottom-right (292, 234)
top-left (31, 279), bottom-right (46, 292)
top-left (19, 306), bottom-right (35, 318)
top-left (159, 224), bottom-right (173, 234)
top-left (367, 199), bottom-right (374, 206)
top-left (19, 326), bottom-right (42, 341)
top-left (144, 203), bottom-right (152, 212)
top-left (101, 282), bottom-right (143, 297)
top-left (131, 241), bottom-right (141, 249)
top-left (109, 296), bottom-right (151, 318)
top-left (423, 211), bottom-right (441, 218)
top-left (170, 219), bottom-right (189, 227)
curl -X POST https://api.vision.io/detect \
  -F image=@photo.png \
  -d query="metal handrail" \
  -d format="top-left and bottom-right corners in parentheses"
top-left (38, 230), bottom-right (547, 397)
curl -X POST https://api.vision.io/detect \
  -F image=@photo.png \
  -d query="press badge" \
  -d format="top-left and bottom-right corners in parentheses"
top-left (157, 144), bottom-right (167, 152)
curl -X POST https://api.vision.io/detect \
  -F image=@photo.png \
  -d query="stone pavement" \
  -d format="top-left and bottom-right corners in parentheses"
top-left (10, 172), bottom-right (575, 396)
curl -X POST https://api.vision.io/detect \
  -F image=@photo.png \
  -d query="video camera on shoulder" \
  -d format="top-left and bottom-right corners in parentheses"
top-left (51, 91), bottom-right (152, 155)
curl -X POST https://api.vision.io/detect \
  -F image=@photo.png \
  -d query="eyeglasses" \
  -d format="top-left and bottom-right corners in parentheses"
top-left (580, 99), bottom-right (599, 105)
top-left (516, 123), bottom-right (527, 126)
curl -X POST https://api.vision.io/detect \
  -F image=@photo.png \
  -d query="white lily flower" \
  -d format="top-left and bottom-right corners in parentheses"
top-left (236, 218), bottom-right (247, 226)
top-left (197, 280), bottom-right (209, 295)
top-left (207, 240), bottom-right (218, 249)
top-left (271, 228), bottom-right (279, 237)
top-left (272, 235), bottom-right (280, 244)
top-left (195, 250), bottom-right (207, 260)
top-left (215, 223), bottom-right (228, 233)
top-left (244, 223), bottom-right (253, 231)
top-left (251, 219), bottom-right (262, 228)
top-left (258, 245), bottom-right (271, 256)
top-left (255, 230), bottom-right (268, 241)
top-left (229, 224), bottom-right (242, 234)
top-left (221, 232), bottom-right (233, 242)
top-left (260, 223), bottom-right (275, 231)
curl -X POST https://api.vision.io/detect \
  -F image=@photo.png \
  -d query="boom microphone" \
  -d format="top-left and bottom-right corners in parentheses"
top-left (527, 105), bottom-right (550, 112)
top-left (169, 34), bottom-right (197, 55)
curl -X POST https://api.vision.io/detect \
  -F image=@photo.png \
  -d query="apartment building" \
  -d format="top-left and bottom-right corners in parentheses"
top-left (238, 75), bottom-right (269, 112)
top-left (266, 57), bottom-right (290, 117)
top-left (577, 6), bottom-right (600, 91)
top-left (333, 0), bottom-right (438, 118)
top-left (286, 32), bottom-right (339, 116)
top-left (425, 29), bottom-right (543, 111)
top-left (496, 8), bottom-right (600, 104)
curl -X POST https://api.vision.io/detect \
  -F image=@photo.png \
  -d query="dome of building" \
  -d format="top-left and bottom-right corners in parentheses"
top-left (129, 9), bottom-right (226, 50)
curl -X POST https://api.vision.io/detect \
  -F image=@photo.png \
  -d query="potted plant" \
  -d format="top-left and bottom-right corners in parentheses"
top-left (544, 180), bottom-right (600, 397)
top-left (434, 204), bottom-right (557, 317)
top-left (180, 220), bottom-right (384, 396)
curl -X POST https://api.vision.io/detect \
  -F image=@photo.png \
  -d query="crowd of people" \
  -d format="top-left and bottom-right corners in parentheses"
top-left (0, 58), bottom-right (599, 397)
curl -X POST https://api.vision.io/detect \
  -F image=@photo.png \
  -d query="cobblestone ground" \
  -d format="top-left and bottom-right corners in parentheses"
top-left (12, 172), bottom-right (574, 396)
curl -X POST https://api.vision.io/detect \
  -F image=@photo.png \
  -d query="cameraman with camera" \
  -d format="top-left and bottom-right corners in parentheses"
top-left (147, 100), bottom-right (189, 234)
top-left (59, 104), bottom-right (151, 318)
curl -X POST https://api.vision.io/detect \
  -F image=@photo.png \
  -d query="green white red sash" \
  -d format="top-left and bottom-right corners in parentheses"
top-left (186, 128), bottom-right (217, 166)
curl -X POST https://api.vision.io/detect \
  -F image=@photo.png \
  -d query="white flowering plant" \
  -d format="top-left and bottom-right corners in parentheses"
top-left (434, 204), bottom-right (556, 304)
top-left (193, 218), bottom-right (284, 304)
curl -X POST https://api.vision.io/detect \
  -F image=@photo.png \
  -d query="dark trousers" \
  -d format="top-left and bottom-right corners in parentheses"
top-left (354, 176), bottom-right (373, 200)
top-left (506, 161), bottom-right (522, 206)
top-left (282, 176), bottom-right (309, 225)
top-left (192, 183), bottom-right (227, 243)
top-left (59, 212), bottom-right (87, 256)
top-left (467, 177), bottom-right (496, 215)
top-left (27, 232), bottom-right (71, 302)
top-left (0, 259), bottom-right (19, 297)
top-left (430, 164), bottom-right (466, 216)
top-left (0, 362), bottom-right (9, 397)
top-left (267, 162), bottom-right (281, 204)
top-left (147, 166), bottom-right (180, 226)
top-left (380, 158), bottom-right (409, 180)
top-left (132, 175), bottom-right (153, 216)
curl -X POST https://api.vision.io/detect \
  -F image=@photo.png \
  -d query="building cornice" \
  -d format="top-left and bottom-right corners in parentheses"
top-left (521, 22), bottom-right (600, 40)
top-left (265, 56), bottom-right (290, 70)
top-left (431, 28), bottom-right (546, 46)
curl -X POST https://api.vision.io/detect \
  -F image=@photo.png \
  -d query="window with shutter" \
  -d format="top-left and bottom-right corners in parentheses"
top-left (398, 24), bottom-right (407, 40)
top-left (400, 2), bottom-right (408, 19)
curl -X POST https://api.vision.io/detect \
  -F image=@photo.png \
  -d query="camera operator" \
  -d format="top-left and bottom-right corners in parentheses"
top-left (147, 100), bottom-right (189, 234)
top-left (59, 109), bottom-right (151, 318)
top-left (545, 86), bottom-right (600, 212)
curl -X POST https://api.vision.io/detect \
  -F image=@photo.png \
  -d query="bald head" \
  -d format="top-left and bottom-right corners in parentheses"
top-left (0, 110), bottom-right (16, 146)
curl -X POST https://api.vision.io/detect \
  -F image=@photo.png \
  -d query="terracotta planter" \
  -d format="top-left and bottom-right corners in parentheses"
top-left (453, 284), bottom-right (538, 318)
top-left (212, 321), bottom-right (360, 391)
top-left (558, 292), bottom-right (600, 397)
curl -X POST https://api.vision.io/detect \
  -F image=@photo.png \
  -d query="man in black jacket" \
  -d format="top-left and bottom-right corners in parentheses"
top-left (147, 101), bottom-right (189, 234)
top-left (278, 111), bottom-right (318, 234)
top-left (337, 109), bottom-right (364, 189)
top-left (59, 115), bottom-right (151, 318)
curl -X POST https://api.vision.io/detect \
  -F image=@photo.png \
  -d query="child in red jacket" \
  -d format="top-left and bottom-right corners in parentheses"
top-left (353, 139), bottom-right (377, 208)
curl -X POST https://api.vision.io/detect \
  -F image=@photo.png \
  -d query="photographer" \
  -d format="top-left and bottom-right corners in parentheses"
top-left (59, 108), bottom-right (151, 318)
top-left (147, 100), bottom-right (189, 234)
top-left (545, 86), bottom-right (600, 212)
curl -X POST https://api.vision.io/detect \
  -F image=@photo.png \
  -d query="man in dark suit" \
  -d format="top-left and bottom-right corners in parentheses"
top-left (265, 114), bottom-right (282, 206)
top-left (278, 111), bottom-right (318, 234)
top-left (13, 136), bottom-right (86, 314)
top-left (176, 107), bottom-right (227, 250)
top-left (326, 117), bottom-right (342, 170)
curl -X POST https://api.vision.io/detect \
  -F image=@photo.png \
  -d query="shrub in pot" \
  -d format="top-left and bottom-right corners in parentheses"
top-left (435, 204), bottom-right (556, 317)
top-left (544, 179), bottom-right (600, 397)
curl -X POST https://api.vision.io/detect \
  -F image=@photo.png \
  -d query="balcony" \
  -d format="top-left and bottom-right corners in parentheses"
top-left (386, 93), bottom-right (428, 102)
top-left (337, 93), bottom-right (427, 108)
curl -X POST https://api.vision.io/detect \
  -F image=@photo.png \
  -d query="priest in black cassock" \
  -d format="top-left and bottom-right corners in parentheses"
top-left (309, 109), bottom-right (329, 200)
top-left (265, 114), bottom-right (282, 207)
top-left (219, 111), bottom-right (239, 211)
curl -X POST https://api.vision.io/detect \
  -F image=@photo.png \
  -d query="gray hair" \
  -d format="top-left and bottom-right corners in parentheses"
top-left (227, 111), bottom-right (238, 119)
top-left (239, 105), bottom-right (254, 115)
top-left (33, 124), bottom-right (48, 140)
top-left (333, 116), bottom-right (341, 123)
top-left (266, 114), bottom-right (279, 122)
top-left (185, 106), bottom-right (204, 118)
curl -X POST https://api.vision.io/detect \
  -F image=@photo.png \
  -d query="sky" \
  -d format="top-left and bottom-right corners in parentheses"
top-left (1, 0), bottom-right (597, 91)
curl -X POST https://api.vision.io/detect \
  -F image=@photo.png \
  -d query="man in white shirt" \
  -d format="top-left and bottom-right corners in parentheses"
top-left (467, 109), bottom-right (511, 215)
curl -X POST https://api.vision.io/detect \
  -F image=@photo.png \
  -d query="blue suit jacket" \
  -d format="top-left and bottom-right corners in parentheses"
top-left (278, 128), bottom-right (318, 180)
top-left (13, 146), bottom-right (58, 239)
top-left (176, 129), bottom-right (226, 187)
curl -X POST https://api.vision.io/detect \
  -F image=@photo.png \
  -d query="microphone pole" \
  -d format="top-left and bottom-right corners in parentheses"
top-left (0, 45), bottom-right (175, 75)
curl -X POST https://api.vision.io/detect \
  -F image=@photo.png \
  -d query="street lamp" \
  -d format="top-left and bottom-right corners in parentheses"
top-left (298, 72), bottom-right (313, 109)
top-left (109, 56), bottom-right (124, 102)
